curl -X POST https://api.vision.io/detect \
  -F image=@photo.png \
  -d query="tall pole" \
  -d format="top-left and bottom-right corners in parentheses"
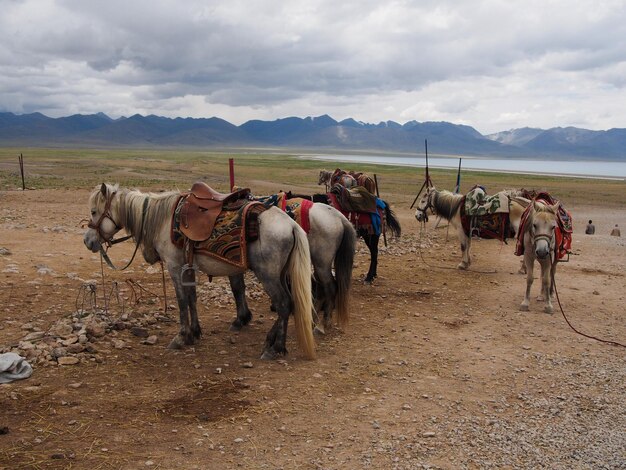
top-left (229, 158), bottom-right (235, 190)
top-left (424, 139), bottom-right (430, 187)
top-left (455, 158), bottom-right (462, 193)
top-left (19, 153), bottom-right (25, 190)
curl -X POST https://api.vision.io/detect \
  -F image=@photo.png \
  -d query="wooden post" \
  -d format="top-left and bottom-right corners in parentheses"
top-left (373, 174), bottom-right (387, 247)
top-left (424, 139), bottom-right (429, 186)
top-left (18, 153), bottom-right (25, 190)
top-left (229, 158), bottom-right (235, 190)
top-left (455, 158), bottom-right (462, 193)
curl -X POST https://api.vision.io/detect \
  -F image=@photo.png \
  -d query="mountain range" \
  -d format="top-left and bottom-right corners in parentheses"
top-left (0, 112), bottom-right (624, 160)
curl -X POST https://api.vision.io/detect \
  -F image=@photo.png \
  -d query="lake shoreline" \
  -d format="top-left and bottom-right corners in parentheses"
top-left (300, 154), bottom-right (626, 181)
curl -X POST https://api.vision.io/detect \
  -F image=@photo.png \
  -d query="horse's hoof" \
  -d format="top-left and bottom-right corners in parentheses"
top-left (314, 325), bottom-right (326, 336)
top-left (519, 304), bottom-right (529, 312)
top-left (457, 263), bottom-right (468, 270)
top-left (544, 306), bottom-right (554, 314)
top-left (260, 350), bottom-right (277, 360)
top-left (363, 277), bottom-right (375, 285)
top-left (229, 322), bottom-right (243, 332)
top-left (168, 336), bottom-right (184, 350)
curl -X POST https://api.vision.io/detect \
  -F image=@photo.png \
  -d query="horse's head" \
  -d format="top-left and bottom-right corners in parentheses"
top-left (530, 201), bottom-right (559, 259)
top-left (84, 183), bottom-right (123, 252)
top-left (318, 170), bottom-right (330, 185)
top-left (414, 186), bottom-right (434, 222)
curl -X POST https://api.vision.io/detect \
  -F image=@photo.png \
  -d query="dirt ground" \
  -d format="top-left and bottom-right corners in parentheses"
top-left (0, 187), bottom-right (625, 469)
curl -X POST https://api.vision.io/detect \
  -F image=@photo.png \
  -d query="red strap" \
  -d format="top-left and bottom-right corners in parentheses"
top-left (300, 199), bottom-right (313, 233)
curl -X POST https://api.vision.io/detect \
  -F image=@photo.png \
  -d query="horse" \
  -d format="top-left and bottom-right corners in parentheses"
top-left (318, 169), bottom-right (356, 191)
top-left (414, 186), bottom-right (529, 269)
top-left (229, 197), bottom-right (356, 334)
top-left (83, 183), bottom-right (316, 360)
top-left (286, 191), bottom-right (401, 284)
top-left (318, 169), bottom-right (376, 194)
top-left (517, 200), bottom-right (561, 313)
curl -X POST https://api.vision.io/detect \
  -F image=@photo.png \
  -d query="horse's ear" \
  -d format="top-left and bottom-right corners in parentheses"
top-left (100, 183), bottom-right (107, 197)
top-left (533, 201), bottom-right (541, 211)
top-left (550, 203), bottom-right (560, 213)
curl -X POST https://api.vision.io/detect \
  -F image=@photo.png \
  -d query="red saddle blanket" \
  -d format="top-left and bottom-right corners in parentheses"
top-left (254, 193), bottom-right (313, 233)
top-left (171, 197), bottom-right (267, 269)
top-left (327, 193), bottom-right (383, 235)
top-left (515, 193), bottom-right (573, 260)
top-left (461, 209), bottom-right (513, 241)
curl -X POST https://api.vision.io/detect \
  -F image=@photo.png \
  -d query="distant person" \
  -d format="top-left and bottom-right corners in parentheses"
top-left (585, 220), bottom-right (595, 235)
top-left (610, 224), bottom-right (621, 237)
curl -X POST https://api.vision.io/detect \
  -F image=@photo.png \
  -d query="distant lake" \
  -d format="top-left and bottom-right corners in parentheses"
top-left (301, 154), bottom-right (626, 180)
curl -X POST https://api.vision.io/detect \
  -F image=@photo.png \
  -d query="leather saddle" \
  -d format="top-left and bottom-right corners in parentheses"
top-left (179, 182), bottom-right (251, 241)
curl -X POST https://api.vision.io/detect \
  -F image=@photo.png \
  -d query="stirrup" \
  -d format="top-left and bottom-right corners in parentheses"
top-left (181, 263), bottom-right (198, 287)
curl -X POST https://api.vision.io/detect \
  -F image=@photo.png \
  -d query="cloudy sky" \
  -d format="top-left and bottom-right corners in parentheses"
top-left (1, 0), bottom-right (625, 134)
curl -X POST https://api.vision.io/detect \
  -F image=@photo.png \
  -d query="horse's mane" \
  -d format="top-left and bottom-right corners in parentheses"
top-left (121, 189), bottom-right (179, 252)
top-left (431, 188), bottom-right (464, 221)
top-left (520, 201), bottom-right (557, 236)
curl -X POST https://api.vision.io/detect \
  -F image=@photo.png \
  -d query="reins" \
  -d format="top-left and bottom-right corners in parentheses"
top-left (96, 195), bottom-right (150, 271)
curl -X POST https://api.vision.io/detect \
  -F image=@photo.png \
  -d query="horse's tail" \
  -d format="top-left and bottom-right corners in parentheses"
top-left (334, 217), bottom-right (357, 328)
top-left (383, 202), bottom-right (402, 238)
top-left (287, 224), bottom-right (316, 359)
top-left (363, 176), bottom-right (377, 194)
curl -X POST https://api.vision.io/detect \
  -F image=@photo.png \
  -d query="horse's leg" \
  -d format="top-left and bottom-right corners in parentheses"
top-left (457, 226), bottom-right (470, 270)
top-left (166, 265), bottom-right (193, 349)
top-left (518, 258), bottom-right (527, 274)
top-left (228, 274), bottom-right (253, 331)
top-left (520, 252), bottom-right (535, 311)
top-left (363, 233), bottom-right (379, 284)
top-left (187, 283), bottom-right (202, 339)
top-left (539, 257), bottom-right (554, 314)
top-left (312, 267), bottom-right (336, 334)
top-left (256, 279), bottom-right (291, 359)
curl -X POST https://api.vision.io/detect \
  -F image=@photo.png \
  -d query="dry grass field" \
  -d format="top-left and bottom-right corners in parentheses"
top-left (1, 148), bottom-right (625, 469)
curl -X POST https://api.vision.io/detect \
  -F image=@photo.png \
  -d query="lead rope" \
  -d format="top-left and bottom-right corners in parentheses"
top-left (100, 197), bottom-right (149, 271)
top-left (551, 251), bottom-right (625, 348)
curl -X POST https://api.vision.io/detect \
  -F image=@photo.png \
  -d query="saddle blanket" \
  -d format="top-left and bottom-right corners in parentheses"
top-left (171, 197), bottom-right (267, 269)
top-left (256, 193), bottom-right (313, 233)
top-left (515, 192), bottom-right (573, 260)
top-left (327, 193), bottom-right (385, 236)
top-left (330, 184), bottom-right (378, 213)
top-left (464, 186), bottom-right (509, 216)
top-left (461, 206), bottom-right (512, 241)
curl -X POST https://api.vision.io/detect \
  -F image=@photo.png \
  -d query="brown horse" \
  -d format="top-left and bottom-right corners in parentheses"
top-left (318, 169), bottom-right (376, 194)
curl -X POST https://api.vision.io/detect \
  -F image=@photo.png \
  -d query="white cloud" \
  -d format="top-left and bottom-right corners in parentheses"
top-left (1, 0), bottom-right (625, 133)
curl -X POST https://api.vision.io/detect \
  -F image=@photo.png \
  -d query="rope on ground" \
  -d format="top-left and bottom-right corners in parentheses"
top-left (552, 275), bottom-right (626, 348)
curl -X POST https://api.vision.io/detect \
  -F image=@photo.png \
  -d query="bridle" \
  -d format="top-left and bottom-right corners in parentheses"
top-left (88, 190), bottom-right (129, 246)
top-left (530, 218), bottom-right (556, 259)
top-left (416, 189), bottom-right (433, 222)
top-left (87, 189), bottom-right (148, 270)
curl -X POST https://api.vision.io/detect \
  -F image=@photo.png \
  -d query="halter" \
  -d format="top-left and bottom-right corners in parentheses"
top-left (530, 220), bottom-right (556, 259)
top-left (87, 189), bottom-right (149, 270)
top-left (416, 189), bottom-right (433, 222)
top-left (87, 190), bottom-right (128, 246)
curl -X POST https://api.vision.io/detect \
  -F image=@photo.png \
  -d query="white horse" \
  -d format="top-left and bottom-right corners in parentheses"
top-left (414, 186), bottom-right (529, 269)
top-left (318, 169), bottom-right (357, 190)
top-left (83, 183), bottom-right (316, 360)
top-left (518, 200), bottom-right (560, 314)
top-left (229, 199), bottom-right (356, 334)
